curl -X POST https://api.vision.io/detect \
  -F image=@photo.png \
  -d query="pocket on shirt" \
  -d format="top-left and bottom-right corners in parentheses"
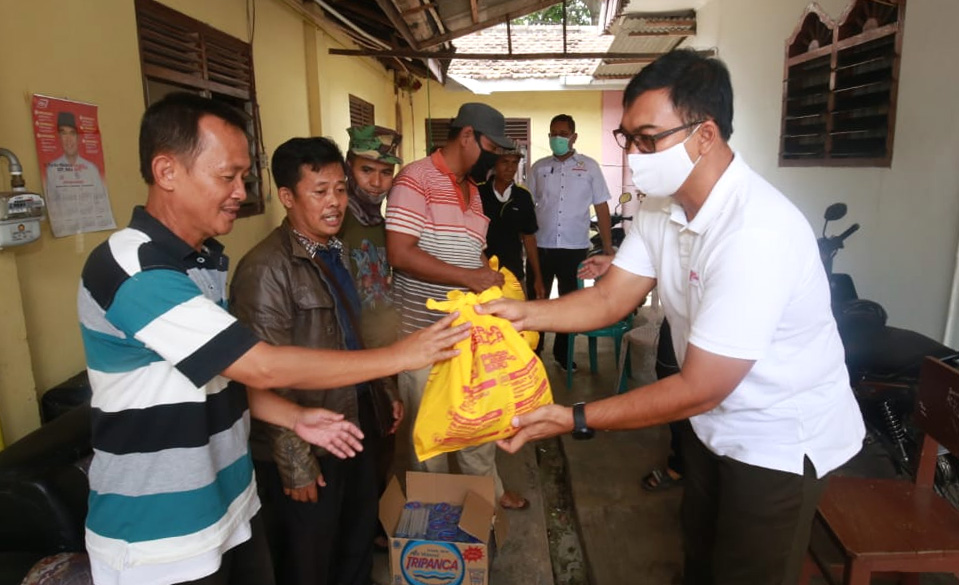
top-left (292, 285), bottom-right (335, 311)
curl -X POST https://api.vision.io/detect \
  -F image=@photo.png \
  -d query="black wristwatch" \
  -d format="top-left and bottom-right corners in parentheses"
top-left (571, 402), bottom-right (595, 440)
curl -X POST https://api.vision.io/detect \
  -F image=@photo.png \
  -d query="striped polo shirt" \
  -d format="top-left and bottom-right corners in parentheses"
top-left (77, 206), bottom-right (261, 584)
top-left (385, 150), bottom-right (489, 334)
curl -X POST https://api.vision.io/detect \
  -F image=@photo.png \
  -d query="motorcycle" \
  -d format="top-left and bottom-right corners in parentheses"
top-left (819, 203), bottom-right (959, 505)
top-left (588, 192), bottom-right (634, 257)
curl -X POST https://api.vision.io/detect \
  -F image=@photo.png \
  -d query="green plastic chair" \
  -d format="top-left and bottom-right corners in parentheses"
top-left (565, 272), bottom-right (633, 390)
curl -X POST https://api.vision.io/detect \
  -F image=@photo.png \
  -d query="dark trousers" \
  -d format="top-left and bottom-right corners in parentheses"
top-left (177, 512), bottom-right (275, 585)
top-left (256, 394), bottom-right (381, 585)
top-left (529, 247), bottom-right (588, 361)
top-left (679, 421), bottom-right (827, 585)
top-left (655, 319), bottom-right (685, 475)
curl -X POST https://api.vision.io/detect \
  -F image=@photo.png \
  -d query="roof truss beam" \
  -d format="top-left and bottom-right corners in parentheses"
top-left (330, 48), bottom-right (716, 61)
top-left (627, 30), bottom-right (694, 37)
top-left (374, 0), bottom-right (423, 50)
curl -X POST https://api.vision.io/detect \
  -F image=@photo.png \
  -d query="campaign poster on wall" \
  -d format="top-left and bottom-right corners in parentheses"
top-left (32, 94), bottom-right (116, 237)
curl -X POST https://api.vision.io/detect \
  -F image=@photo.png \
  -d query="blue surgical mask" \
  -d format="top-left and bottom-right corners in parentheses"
top-left (549, 136), bottom-right (570, 157)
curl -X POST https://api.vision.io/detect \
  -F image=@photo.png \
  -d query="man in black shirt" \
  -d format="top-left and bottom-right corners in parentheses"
top-left (479, 152), bottom-right (545, 299)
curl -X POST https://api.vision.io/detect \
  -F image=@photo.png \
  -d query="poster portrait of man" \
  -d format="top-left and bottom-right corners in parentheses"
top-left (33, 95), bottom-right (116, 237)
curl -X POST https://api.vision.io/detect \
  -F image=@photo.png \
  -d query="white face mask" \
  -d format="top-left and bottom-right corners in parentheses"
top-left (627, 125), bottom-right (702, 197)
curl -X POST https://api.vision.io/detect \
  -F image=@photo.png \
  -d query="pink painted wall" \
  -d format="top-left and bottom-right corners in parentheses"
top-left (601, 90), bottom-right (639, 226)
top-left (600, 90), bottom-right (625, 203)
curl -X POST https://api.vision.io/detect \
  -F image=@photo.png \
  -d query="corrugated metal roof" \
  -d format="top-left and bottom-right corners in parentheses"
top-left (594, 12), bottom-right (695, 79)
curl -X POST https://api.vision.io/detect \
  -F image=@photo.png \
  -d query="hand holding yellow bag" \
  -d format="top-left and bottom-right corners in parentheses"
top-left (488, 256), bottom-right (539, 349)
top-left (412, 285), bottom-right (553, 462)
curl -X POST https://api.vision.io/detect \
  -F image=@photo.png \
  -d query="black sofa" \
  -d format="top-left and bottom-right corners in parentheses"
top-left (0, 377), bottom-right (92, 585)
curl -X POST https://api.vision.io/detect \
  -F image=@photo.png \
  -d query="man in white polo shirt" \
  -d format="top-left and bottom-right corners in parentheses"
top-left (528, 114), bottom-right (613, 369)
top-left (483, 49), bottom-right (865, 584)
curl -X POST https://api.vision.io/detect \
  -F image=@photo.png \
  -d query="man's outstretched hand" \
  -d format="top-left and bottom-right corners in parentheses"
top-left (577, 255), bottom-right (613, 280)
top-left (496, 404), bottom-right (574, 453)
top-left (293, 408), bottom-right (364, 458)
top-left (395, 311), bottom-right (471, 371)
top-left (474, 298), bottom-right (531, 332)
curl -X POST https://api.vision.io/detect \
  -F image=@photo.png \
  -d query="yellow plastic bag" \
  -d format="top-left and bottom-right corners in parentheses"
top-left (488, 256), bottom-right (539, 349)
top-left (413, 286), bottom-right (553, 462)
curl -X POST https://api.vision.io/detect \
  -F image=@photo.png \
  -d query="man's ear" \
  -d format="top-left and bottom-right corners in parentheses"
top-left (460, 126), bottom-right (475, 146)
top-left (151, 154), bottom-right (178, 192)
top-left (569, 132), bottom-right (578, 147)
top-left (277, 186), bottom-right (296, 209)
top-left (697, 121), bottom-right (720, 156)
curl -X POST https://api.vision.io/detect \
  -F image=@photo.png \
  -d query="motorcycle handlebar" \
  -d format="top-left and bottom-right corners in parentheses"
top-left (837, 223), bottom-right (860, 243)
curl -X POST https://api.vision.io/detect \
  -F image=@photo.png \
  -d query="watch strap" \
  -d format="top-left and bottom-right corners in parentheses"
top-left (573, 402), bottom-right (587, 432)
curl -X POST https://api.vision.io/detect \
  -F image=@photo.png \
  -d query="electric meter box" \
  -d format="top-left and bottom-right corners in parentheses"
top-left (0, 192), bottom-right (45, 248)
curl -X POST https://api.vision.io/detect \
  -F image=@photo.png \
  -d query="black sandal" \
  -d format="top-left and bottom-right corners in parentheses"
top-left (641, 468), bottom-right (683, 492)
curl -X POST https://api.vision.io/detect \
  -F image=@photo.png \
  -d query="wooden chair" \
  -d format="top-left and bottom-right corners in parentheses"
top-left (802, 356), bottom-right (959, 584)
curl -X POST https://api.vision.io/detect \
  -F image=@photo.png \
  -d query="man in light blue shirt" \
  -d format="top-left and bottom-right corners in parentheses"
top-left (527, 114), bottom-right (613, 369)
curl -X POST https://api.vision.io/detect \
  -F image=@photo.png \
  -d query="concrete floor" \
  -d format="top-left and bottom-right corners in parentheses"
top-left (376, 306), bottom-right (959, 585)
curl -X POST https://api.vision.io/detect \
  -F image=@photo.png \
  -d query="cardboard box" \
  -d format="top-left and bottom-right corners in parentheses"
top-left (379, 471), bottom-right (508, 585)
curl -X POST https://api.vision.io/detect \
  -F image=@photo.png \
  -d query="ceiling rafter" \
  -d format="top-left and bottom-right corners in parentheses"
top-left (374, 0), bottom-right (423, 50)
top-left (330, 49), bottom-right (713, 61)
top-left (627, 30), bottom-right (694, 37)
top-left (633, 18), bottom-right (697, 27)
top-left (401, 3), bottom-right (436, 16)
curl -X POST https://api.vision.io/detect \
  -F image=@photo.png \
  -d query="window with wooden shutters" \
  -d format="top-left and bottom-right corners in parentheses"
top-left (349, 95), bottom-right (375, 128)
top-left (425, 117), bottom-right (532, 183)
top-left (134, 0), bottom-right (264, 216)
top-left (779, 0), bottom-right (905, 167)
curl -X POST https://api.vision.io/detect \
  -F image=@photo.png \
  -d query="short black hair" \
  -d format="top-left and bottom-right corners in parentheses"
top-left (139, 92), bottom-right (250, 185)
top-left (271, 136), bottom-right (344, 193)
top-left (550, 114), bottom-right (576, 133)
top-left (622, 49), bottom-right (734, 141)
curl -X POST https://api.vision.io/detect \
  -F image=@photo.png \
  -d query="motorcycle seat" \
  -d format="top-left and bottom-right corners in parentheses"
top-left (844, 325), bottom-right (957, 381)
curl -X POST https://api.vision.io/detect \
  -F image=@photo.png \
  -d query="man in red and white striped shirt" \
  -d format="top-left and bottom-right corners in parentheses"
top-left (386, 102), bottom-right (529, 510)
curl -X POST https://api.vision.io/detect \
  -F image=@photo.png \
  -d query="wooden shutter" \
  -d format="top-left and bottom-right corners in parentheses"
top-left (425, 118), bottom-right (453, 154)
top-left (425, 117), bottom-right (532, 181)
top-left (135, 0), bottom-right (254, 100)
top-left (780, 0), bottom-right (905, 167)
top-left (425, 117), bottom-right (530, 150)
top-left (349, 95), bottom-right (375, 127)
top-left (135, 0), bottom-right (264, 215)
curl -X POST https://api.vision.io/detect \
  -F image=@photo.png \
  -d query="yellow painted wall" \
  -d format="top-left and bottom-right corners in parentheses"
top-left (312, 30), bottom-right (399, 142)
top-left (404, 82), bottom-right (606, 170)
top-left (0, 0), bottom-right (396, 444)
top-left (0, 253), bottom-right (36, 445)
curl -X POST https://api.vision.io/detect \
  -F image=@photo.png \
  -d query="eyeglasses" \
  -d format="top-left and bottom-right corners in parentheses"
top-left (613, 120), bottom-right (705, 153)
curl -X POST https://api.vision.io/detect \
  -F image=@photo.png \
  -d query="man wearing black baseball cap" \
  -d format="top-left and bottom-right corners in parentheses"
top-left (385, 102), bottom-right (529, 510)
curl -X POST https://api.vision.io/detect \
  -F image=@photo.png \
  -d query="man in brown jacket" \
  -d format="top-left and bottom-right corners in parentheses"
top-left (231, 137), bottom-right (387, 585)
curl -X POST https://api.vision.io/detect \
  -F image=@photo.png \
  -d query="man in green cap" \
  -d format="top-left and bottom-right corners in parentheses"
top-left (341, 125), bottom-right (403, 346)
top-left (340, 125), bottom-right (405, 547)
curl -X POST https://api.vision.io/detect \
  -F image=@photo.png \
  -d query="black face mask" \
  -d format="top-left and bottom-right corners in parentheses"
top-left (469, 134), bottom-right (500, 184)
